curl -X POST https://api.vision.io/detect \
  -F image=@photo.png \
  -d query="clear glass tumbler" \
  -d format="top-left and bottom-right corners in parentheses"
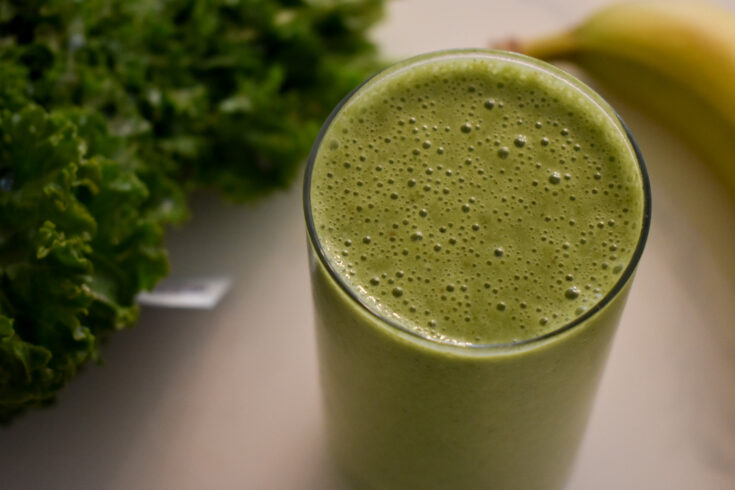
top-left (304, 49), bottom-right (651, 490)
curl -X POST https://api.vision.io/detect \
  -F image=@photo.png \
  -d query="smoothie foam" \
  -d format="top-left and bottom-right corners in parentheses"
top-left (309, 51), bottom-right (645, 345)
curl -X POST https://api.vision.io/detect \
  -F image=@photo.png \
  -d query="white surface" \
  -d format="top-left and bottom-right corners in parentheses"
top-left (2, 1), bottom-right (735, 489)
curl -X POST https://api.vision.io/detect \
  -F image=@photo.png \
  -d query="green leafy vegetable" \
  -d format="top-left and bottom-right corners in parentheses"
top-left (3, 0), bottom-right (384, 200)
top-left (0, 0), bottom-right (384, 421)
top-left (0, 103), bottom-right (171, 420)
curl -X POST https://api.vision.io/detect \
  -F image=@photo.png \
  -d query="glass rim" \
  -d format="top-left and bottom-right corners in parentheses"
top-left (303, 48), bottom-right (652, 351)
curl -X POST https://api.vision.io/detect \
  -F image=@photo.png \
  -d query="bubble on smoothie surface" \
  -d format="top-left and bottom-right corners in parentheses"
top-left (309, 54), bottom-right (645, 346)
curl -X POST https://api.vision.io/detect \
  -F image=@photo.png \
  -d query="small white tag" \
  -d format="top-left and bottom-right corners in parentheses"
top-left (136, 277), bottom-right (232, 309)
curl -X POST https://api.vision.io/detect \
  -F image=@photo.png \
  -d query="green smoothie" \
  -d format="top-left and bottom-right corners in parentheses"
top-left (305, 49), bottom-right (649, 490)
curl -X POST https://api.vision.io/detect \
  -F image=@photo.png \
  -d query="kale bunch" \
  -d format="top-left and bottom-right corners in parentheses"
top-left (0, 0), bottom-right (384, 421)
top-left (4, 0), bottom-right (383, 199)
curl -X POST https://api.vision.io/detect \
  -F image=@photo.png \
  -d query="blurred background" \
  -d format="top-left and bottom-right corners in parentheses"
top-left (1, 0), bottom-right (734, 489)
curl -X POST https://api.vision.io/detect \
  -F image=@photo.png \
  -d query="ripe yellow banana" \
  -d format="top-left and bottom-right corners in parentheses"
top-left (504, 0), bottom-right (735, 198)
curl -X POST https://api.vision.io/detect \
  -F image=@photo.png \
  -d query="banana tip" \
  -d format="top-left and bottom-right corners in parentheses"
top-left (490, 38), bottom-right (524, 53)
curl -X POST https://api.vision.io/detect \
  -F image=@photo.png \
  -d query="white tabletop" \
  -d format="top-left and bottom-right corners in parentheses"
top-left (3, 1), bottom-right (735, 489)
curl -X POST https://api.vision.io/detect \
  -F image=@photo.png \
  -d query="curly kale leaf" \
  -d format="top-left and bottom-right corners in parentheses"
top-left (0, 103), bottom-right (171, 422)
